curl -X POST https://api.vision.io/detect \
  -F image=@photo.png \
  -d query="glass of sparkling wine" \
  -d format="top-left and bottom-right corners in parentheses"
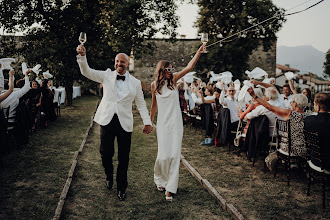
top-left (201, 33), bottom-right (208, 53)
top-left (79, 32), bottom-right (87, 45)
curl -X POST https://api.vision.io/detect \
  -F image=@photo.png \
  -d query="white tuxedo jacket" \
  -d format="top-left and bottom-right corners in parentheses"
top-left (77, 55), bottom-right (151, 132)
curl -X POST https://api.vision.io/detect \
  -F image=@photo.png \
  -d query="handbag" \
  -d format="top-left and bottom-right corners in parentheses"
top-left (265, 151), bottom-right (278, 172)
top-left (265, 122), bottom-right (278, 171)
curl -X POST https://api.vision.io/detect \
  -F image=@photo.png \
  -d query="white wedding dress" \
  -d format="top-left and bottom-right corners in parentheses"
top-left (154, 82), bottom-right (183, 194)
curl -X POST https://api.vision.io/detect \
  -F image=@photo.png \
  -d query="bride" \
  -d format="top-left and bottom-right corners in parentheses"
top-left (150, 44), bottom-right (205, 201)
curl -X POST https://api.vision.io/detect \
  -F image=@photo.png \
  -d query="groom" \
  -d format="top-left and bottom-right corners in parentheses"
top-left (76, 44), bottom-right (152, 201)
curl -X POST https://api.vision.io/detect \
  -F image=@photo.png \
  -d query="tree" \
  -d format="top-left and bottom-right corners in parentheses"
top-left (0, 0), bottom-right (179, 105)
top-left (190, 0), bottom-right (285, 80)
top-left (323, 49), bottom-right (330, 79)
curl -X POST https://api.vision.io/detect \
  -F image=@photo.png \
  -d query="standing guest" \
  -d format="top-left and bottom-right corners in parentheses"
top-left (150, 44), bottom-right (204, 202)
top-left (247, 88), bottom-right (308, 158)
top-left (39, 79), bottom-right (56, 127)
top-left (76, 44), bottom-right (152, 201)
top-left (304, 92), bottom-right (330, 171)
top-left (0, 69), bottom-right (30, 126)
top-left (219, 82), bottom-right (240, 139)
top-left (24, 80), bottom-right (42, 132)
top-left (280, 84), bottom-right (292, 109)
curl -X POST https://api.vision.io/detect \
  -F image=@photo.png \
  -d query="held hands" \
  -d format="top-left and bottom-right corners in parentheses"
top-left (250, 79), bottom-right (259, 86)
top-left (76, 44), bottom-right (86, 56)
top-left (143, 125), bottom-right (152, 134)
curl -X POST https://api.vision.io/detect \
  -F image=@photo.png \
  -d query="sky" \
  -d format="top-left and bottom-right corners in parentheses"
top-left (175, 0), bottom-right (330, 53)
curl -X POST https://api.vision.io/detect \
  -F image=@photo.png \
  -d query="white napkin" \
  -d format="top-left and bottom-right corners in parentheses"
top-left (0, 58), bottom-right (15, 70)
top-left (245, 67), bottom-right (268, 79)
top-left (284, 71), bottom-right (297, 80)
top-left (31, 64), bottom-right (42, 74)
top-left (43, 70), bottom-right (53, 79)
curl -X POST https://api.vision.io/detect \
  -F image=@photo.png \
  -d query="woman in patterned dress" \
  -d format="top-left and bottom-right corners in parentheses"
top-left (247, 88), bottom-right (308, 158)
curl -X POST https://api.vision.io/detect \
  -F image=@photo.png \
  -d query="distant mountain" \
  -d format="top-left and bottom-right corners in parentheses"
top-left (276, 45), bottom-right (325, 77)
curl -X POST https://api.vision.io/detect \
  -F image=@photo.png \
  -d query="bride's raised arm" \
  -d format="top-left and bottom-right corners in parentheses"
top-left (173, 44), bottom-right (205, 82)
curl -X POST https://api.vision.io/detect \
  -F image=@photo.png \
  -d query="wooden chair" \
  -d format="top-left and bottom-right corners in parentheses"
top-left (273, 118), bottom-right (301, 186)
top-left (304, 129), bottom-right (329, 209)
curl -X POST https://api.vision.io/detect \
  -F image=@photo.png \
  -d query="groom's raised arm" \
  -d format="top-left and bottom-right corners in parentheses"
top-left (76, 45), bottom-right (107, 84)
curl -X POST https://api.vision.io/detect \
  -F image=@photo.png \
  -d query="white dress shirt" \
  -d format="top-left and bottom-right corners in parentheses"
top-left (0, 76), bottom-right (30, 123)
top-left (115, 72), bottom-right (129, 100)
top-left (219, 90), bottom-right (239, 123)
top-left (279, 94), bottom-right (292, 109)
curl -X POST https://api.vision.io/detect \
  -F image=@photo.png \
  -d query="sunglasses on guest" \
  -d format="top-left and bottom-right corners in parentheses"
top-left (165, 67), bottom-right (175, 72)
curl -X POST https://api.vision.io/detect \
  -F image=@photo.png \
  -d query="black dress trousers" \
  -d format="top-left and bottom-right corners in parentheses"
top-left (100, 114), bottom-right (132, 192)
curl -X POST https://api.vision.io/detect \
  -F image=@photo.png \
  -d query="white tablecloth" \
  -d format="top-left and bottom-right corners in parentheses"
top-left (53, 86), bottom-right (81, 104)
top-left (73, 86), bottom-right (81, 99)
top-left (53, 87), bottom-right (66, 104)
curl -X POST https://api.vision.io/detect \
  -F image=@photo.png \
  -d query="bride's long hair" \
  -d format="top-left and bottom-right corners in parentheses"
top-left (155, 60), bottom-right (174, 94)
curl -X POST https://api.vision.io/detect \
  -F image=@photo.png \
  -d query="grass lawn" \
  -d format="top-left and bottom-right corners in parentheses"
top-left (62, 98), bottom-right (231, 219)
top-left (0, 95), bottom-right (100, 219)
top-left (1, 95), bottom-right (328, 219)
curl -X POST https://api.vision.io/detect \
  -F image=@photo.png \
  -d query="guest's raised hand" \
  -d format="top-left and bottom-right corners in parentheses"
top-left (247, 87), bottom-right (256, 97)
top-left (76, 44), bottom-right (86, 56)
top-left (9, 69), bottom-right (15, 78)
top-left (25, 69), bottom-right (31, 76)
top-left (250, 79), bottom-right (258, 85)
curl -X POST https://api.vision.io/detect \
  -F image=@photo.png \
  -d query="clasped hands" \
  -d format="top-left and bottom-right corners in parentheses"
top-left (143, 125), bottom-right (152, 134)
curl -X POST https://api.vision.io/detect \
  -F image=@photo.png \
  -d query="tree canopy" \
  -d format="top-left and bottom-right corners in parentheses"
top-left (191, 0), bottom-right (285, 80)
top-left (0, 0), bottom-right (179, 105)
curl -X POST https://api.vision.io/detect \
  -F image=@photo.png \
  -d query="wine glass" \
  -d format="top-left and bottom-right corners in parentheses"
top-left (201, 33), bottom-right (208, 53)
top-left (79, 32), bottom-right (87, 45)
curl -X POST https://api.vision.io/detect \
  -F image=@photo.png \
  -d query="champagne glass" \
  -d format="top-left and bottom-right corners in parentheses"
top-left (79, 32), bottom-right (87, 45)
top-left (201, 33), bottom-right (208, 53)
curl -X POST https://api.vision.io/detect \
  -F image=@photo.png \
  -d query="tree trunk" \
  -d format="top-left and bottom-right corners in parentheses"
top-left (65, 79), bottom-right (73, 106)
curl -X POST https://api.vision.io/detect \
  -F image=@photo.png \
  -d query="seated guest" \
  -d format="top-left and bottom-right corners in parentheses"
top-left (288, 79), bottom-right (312, 111)
top-left (247, 88), bottom-right (308, 158)
top-left (245, 87), bottom-right (284, 136)
top-left (304, 92), bottom-right (330, 171)
top-left (219, 82), bottom-right (240, 142)
top-left (0, 69), bottom-right (14, 103)
top-left (0, 70), bottom-right (30, 125)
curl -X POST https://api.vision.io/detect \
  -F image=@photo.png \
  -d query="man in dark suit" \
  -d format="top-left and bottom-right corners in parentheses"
top-left (304, 92), bottom-right (330, 171)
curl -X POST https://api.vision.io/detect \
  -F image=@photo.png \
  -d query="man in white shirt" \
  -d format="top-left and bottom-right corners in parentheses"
top-left (219, 83), bottom-right (239, 125)
top-left (245, 87), bottom-right (284, 136)
top-left (0, 69), bottom-right (30, 125)
top-left (279, 84), bottom-right (292, 109)
top-left (219, 82), bottom-right (240, 144)
top-left (76, 44), bottom-right (152, 201)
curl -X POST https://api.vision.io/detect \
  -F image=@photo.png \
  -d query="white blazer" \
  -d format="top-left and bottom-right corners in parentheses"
top-left (77, 55), bottom-right (151, 132)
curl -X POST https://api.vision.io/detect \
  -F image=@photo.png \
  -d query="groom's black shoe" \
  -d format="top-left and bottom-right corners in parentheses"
top-left (106, 180), bottom-right (113, 189)
top-left (117, 190), bottom-right (126, 201)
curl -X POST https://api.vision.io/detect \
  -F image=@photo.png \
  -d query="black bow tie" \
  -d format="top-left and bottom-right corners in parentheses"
top-left (284, 97), bottom-right (288, 100)
top-left (117, 75), bottom-right (125, 81)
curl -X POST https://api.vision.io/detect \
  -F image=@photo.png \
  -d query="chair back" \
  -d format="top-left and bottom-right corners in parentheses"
top-left (304, 130), bottom-right (322, 168)
top-left (1, 106), bottom-right (10, 122)
top-left (274, 118), bottom-right (292, 156)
